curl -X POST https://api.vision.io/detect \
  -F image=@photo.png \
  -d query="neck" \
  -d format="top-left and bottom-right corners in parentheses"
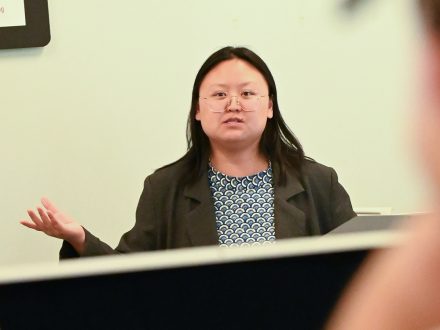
top-left (209, 144), bottom-right (269, 177)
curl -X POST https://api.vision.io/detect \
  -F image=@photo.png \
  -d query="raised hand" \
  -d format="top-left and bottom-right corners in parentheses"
top-left (20, 197), bottom-right (85, 253)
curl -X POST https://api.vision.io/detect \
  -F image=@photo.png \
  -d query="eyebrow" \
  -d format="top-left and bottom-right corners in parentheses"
top-left (207, 82), bottom-right (257, 88)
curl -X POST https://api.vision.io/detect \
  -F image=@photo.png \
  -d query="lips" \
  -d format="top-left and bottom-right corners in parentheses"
top-left (223, 117), bottom-right (244, 124)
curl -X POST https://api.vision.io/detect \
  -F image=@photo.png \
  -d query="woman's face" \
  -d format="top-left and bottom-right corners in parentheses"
top-left (196, 58), bottom-right (273, 151)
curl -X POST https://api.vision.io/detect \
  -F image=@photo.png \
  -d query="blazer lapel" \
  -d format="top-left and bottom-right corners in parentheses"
top-left (182, 161), bottom-right (307, 245)
top-left (273, 162), bottom-right (307, 238)
top-left (183, 170), bottom-right (219, 247)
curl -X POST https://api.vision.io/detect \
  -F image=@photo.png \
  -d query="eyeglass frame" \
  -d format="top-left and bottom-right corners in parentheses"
top-left (198, 92), bottom-right (270, 113)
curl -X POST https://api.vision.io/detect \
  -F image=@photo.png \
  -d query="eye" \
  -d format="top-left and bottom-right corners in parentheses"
top-left (241, 90), bottom-right (257, 98)
top-left (212, 91), bottom-right (227, 99)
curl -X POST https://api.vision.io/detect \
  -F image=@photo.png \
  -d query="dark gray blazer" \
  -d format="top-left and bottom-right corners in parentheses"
top-left (60, 159), bottom-right (356, 258)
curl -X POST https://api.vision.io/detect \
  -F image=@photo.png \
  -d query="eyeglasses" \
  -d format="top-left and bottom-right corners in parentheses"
top-left (200, 91), bottom-right (268, 113)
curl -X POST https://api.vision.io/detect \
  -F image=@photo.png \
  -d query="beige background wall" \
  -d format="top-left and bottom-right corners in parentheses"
top-left (0, 0), bottom-right (425, 266)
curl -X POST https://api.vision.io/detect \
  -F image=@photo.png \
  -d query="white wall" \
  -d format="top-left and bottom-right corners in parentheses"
top-left (0, 0), bottom-right (426, 266)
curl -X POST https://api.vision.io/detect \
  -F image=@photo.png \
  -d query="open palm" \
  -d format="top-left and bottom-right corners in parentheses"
top-left (20, 197), bottom-right (84, 245)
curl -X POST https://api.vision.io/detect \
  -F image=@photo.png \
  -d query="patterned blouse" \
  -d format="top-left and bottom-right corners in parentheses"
top-left (208, 163), bottom-right (276, 247)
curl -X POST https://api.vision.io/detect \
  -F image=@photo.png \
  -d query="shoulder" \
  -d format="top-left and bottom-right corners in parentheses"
top-left (301, 159), bottom-right (337, 184)
top-left (296, 159), bottom-right (346, 199)
top-left (144, 158), bottom-right (188, 188)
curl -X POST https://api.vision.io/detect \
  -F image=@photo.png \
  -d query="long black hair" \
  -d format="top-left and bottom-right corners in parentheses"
top-left (160, 46), bottom-right (306, 186)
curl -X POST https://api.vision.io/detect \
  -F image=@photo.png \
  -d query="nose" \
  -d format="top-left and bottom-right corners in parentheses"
top-left (226, 95), bottom-right (241, 112)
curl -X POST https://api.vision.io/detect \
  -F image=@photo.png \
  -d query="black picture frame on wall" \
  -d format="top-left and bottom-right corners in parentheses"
top-left (0, 0), bottom-right (50, 50)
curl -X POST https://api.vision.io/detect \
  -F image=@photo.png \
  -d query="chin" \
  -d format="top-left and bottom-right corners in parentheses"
top-left (220, 134), bottom-right (247, 143)
top-left (218, 136), bottom-right (261, 149)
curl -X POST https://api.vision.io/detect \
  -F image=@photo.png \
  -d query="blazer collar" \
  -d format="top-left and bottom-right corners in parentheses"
top-left (183, 160), bottom-right (307, 247)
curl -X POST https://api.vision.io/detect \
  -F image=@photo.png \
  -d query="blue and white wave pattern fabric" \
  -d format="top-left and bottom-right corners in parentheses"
top-left (208, 163), bottom-right (276, 247)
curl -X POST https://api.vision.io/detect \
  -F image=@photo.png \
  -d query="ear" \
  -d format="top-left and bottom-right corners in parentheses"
top-left (267, 98), bottom-right (273, 119)
top-left (195, 104), bottom-right (201, 121)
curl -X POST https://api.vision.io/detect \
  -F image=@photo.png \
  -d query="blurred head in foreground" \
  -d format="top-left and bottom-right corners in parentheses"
top-left (326, 1), bottom-right (440, 329)
top-left (417, 0), bottom-right (440, 197)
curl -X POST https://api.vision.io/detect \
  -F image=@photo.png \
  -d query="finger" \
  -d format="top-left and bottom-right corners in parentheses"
top-left (47, 212), bottom-right (67, 239)
top-left (19, 220), bottom-right (41, 231)
top-left (37, 207), bottom-right (52, 228)
top-left (27, 209), bottom-right (44, 228)
top-left (47, 211), bottom-right (60, 228)
top-left (41, 197), bottom-right (59, 213)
